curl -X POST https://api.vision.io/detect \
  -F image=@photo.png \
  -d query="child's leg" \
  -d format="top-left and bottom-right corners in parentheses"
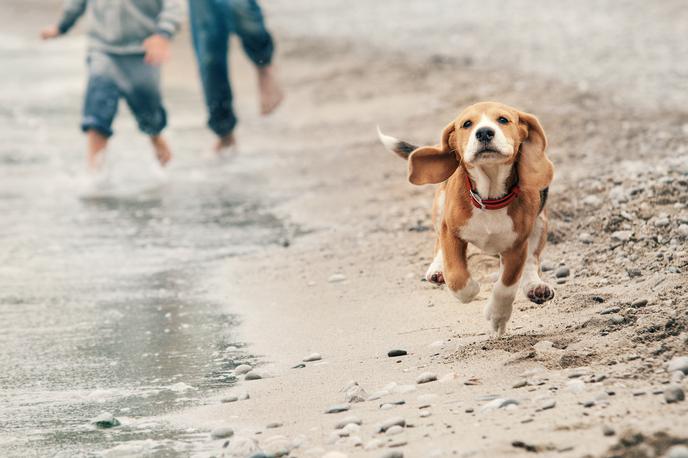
top-left (86, 130), bottom-right (109, 170)
top-left (226, 0), bottom-right (283, 115)
top-left (118, 55), bottom-right (171, 166)
top-left (81, 53), bottom-right (120, 171)
top-left (189, 0), bottom-right (237, 149)
top-left (150, 135), bottom-right (171, 166)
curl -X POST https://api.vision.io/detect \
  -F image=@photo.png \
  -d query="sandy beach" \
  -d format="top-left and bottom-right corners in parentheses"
top-left (1, 1), bottom-right (687, 457)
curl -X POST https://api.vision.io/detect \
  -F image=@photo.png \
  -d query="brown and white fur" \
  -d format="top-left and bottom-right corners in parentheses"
top-left (378, 102), bottom-right (555, 335)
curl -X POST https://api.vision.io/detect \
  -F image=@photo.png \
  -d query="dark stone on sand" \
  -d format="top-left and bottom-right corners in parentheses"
top-left (554, 266), bottom-right (570, 278)
top-left (599, 306), bottom-right (621, 315)
top-left (91, 412), bottom-right (120, 429)
top-left (387, 349), bottom-right (408, 357)
top-left (325, 404), bottom-right (351, 414)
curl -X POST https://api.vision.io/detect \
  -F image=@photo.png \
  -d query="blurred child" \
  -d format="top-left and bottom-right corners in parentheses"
top-left (188, 0), bottom-right (283, 155)
top-left (41, 0), bottom-right (183, 174)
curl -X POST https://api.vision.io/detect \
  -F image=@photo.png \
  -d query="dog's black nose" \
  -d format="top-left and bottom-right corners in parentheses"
top-left (475, 127), bottom-right (495, 143)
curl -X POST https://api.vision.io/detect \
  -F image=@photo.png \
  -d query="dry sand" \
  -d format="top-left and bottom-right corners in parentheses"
top-left (162, 15), bottom-right (688, 457)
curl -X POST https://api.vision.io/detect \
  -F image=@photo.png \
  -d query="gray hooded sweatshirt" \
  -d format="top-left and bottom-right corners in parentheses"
top-left (57, 0), bottom-right (183, 54)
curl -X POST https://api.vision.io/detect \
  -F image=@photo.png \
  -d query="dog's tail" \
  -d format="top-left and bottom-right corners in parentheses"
top-left (377, 126), bottom-right (418, 160)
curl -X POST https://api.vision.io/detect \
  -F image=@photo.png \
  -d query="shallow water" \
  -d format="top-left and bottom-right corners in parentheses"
top-left (0, 17), bottom-right (288, 458)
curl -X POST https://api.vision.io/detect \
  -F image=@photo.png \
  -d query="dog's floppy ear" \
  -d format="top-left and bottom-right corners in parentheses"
top-left (408, 122), bottom-right (459, 185)
top-left (517, 111), bottom-right (553, 191)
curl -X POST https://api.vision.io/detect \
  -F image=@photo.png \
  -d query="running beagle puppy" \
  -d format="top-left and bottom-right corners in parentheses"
top-left (378, 101), bottom-right (554, 335)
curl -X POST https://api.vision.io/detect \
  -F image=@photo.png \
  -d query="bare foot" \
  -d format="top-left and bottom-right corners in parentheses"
top-left (86, 129), bottom-right (108, 171)
top-left (214, 132), bottom-right (236, 155)
top-left (257, 65), bottom-right (284, 115)
top-left (151, 135), bottom-right (172, 166)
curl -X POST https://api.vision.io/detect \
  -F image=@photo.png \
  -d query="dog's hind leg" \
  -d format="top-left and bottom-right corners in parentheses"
top-left (425, 188), bottom-right (447, 284)
top-left (425, 243), bottom-right (445, 284)
top-left (521, 212), bottom-right (555, 304)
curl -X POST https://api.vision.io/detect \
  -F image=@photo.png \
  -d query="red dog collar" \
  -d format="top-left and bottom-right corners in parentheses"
top-left (466, 175), bottom-right (521, 210)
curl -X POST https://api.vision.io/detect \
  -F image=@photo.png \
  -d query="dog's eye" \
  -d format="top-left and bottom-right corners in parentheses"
top-left (462, 120), bottom-right (473, 129)
top-left (497, 116), bottom-right (509, 125)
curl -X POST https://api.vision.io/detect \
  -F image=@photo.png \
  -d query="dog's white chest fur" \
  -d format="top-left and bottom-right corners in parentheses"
top-left (458, 208), bottom-right (517, 254)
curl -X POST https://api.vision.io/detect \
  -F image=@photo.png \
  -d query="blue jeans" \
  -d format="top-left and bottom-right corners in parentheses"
top-left (189, 0), bottom-right (275, 137)
top-left (82, 51), bottom-right (167, 137)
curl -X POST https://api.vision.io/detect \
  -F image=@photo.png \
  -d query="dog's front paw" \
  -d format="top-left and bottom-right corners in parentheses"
top-left (426, 270), bottom-right (445, 285)
top-left (524, 282), bottom-right (555, 304)
top-left (451, 279), bottom-right (480, 303)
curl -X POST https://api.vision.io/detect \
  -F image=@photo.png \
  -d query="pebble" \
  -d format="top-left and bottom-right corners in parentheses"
top-left (227, 436), bottom-right (259, 456)
top-left (611, 230), bottom-right (632, 242)
top-left (481, 398), bottom-right (519, 411)
top-left (630, 298), bottom-right (648, 308)
top-left (266, 422), bottom-right (283, 429)
top-left (377, 417), bottom-right (405, 433)
top-left (541, 262), bottom-right (555, 272)
top-left (599, 306), bottom-right (621, 315)
top-left (609, 186), bottom-right (628, 203)
top-left (387, 349), bottom-right (408, 357)
top-left (579, 232), bottom-right (593, 243)
top-left (221, 391), bottom-right (249, 403)
top-left (667, 356), bottom-right (688, 374)
top-left (582, 195), bottom-right (602, 207)
top-left (538, 399), bottom-right (556, 411)
top-left (210, 426), bottom-right (234, 439)
top-left (335, 416), bottom-right (362, 429)
top-left (626, 268), bottom-right (642, 278)
top-left (388, 440), bottom-right (407, 448)
top-left (419, 409), bottom-right (431, 418)
top-left (592, 295), bottom-right (605, 303)
top-left (386, 425), bottom-right (404, 436)
top-left (512, 379), bottom-right (528, 389)
top-left (344, 383), bottom-right (368, 403)
top-left (416, 372), bottom-right (438, 384)
top-left (664, 385), bottom-right (685, 403)
top-left (303, 352), bottom-right (322, 362)
top-left (665, 445), bottom-right (688, 458)
top-left (602, 425), bottom-right (615, 436)
top-left (364, 439), bottom-right (384, 450)
top-left (325, 404), bottom-right (351, 414)
top-left (339, 423), bottom-right (360, 436)
top-left (654, 216), bottom-right (671, 227)
top-left (678, 224), bottom-right (688, 237)
top-left (554, 266), bottom-right (570, 278)
top-left (328, 273), bottom-right (347, 283)
top-left (221, 395), bottom-right (238, 403)
top-left (234, 364), bottom-right (252, 375)
top-left (609, 314), bottom-right (625, 325)
top-left (91, 412), bottom-right (120, 428)
top-left (380, 452), bottom-right (404, 458)
top-left (245, 371), bottom-right (262, 381)
top-left (671, 371), bottom-right (685, 384)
